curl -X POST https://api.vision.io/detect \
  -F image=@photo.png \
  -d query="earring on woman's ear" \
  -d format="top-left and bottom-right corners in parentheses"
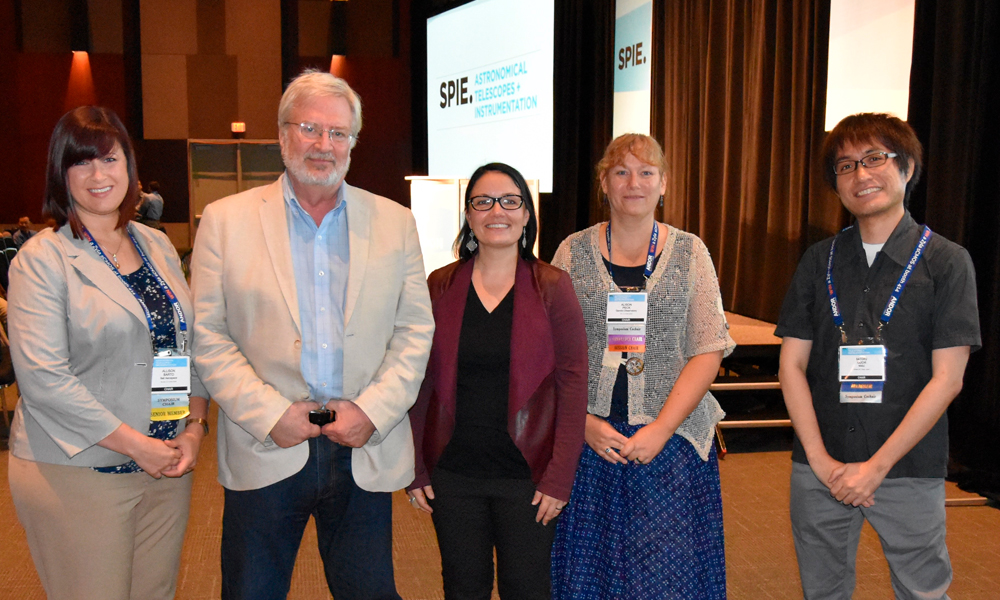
top-left (521, 228), bottom-right (528, 249)
top-left (659, 195), bottom-right (664, 207)
top-left (466, 232), bottom-right (478, 253)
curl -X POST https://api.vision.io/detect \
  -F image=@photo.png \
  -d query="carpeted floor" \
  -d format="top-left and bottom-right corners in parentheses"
top-left (2, 403), bottom-right (999, 599)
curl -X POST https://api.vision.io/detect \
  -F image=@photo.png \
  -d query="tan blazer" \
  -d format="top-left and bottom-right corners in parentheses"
top-left (7, 224), bottom-right (208, 466)
top-left (191, 177), bottom-right (434, 492)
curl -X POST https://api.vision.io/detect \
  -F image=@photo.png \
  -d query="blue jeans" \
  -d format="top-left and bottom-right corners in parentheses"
top-left (220, 438), bottom-right (400, 600)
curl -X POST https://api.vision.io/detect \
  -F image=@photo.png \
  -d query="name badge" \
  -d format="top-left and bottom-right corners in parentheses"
top-left (151, 353), bottom-right (191, 421)
top-left (839, 345), bottom-right (886, 404)
top-left (607, 292), bottom-right (648, 352)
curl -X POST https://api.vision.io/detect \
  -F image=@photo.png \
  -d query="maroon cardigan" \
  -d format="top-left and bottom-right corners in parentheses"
top-left (407, 257), bottom-right (589, 501)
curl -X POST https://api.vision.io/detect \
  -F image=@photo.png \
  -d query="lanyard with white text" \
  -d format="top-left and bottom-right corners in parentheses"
top-left (606, 221), bottom-right (658, 287)
top-left (83, 227), bottom-right (188, 352)
top-left (826, 225), bottom-right (932, 343)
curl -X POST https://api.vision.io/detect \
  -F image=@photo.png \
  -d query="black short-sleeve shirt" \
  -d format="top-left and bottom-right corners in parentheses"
top-left (775, 211), bottom-right (981, 478)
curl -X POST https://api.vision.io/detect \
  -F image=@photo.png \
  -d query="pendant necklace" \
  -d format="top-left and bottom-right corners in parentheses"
top-left (101, 232), bottom-right (126, 270)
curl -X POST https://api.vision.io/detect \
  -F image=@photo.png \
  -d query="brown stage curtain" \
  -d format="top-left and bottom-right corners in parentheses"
top-left (651, 0), bottom-right (838, 323)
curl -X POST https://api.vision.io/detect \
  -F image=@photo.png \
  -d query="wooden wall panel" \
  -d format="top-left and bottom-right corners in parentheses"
top-left (142, 54), bottom-right (189, 139)
top-left (298, 1), bottom-right (331, 57)
top-left (140, 0), bottom-right (198, 55)
top-left (21, 0), bottom-right (73, 52)
top-left (87, 0), bottom-right (123, 53)
top-left (197, 0), bottom-right (226, 55)
top-left (348, 0), bottom-right (394, 57)
top-left (186, 54), bottom-right (238, 139)
top-left (227, 0), bottom-right (281, 138)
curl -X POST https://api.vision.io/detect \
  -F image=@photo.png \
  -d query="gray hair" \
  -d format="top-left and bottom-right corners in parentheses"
top-left (278, 70), bottom-right (363, 143)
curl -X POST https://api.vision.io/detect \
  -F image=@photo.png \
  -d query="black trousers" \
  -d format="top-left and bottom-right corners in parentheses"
top-left (430, 468), bottom-right (557, 600)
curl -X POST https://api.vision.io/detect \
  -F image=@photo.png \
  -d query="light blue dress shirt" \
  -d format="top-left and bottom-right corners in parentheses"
top-left (283, 174), bottom-right (350, 402)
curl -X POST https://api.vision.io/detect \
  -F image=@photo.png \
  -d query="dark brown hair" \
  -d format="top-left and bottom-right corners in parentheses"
top-left (822, 113), bottom-right (923, 204)
top-left (43, 106), bottom-right (139, 238)
top-left (454, 163), bottom-right (538, 262)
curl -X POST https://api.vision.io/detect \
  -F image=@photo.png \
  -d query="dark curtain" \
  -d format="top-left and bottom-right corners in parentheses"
top-left (907, 0), bottom-right (1000, 490)
top-left (541, 0), bottom-right (616, 260)
top-left (652, 0), bottom-right (836, 324)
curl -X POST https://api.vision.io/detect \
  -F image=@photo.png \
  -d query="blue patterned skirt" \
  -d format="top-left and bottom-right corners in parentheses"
top-left (551, 421), bottom-right (726, 599)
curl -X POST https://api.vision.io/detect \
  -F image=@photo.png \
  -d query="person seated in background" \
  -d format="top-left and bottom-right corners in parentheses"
top-left (407, 162), bottom-right (588, 600)
top-left (137, 181), bottom-right (165, 231)
top-left (776, 113), bottom-right (980, 599)
top-left (12, 217), bottom-right (35, 248)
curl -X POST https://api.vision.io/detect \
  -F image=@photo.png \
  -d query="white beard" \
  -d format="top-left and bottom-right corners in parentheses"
top-left (281, 145), bottom-right (350, 188)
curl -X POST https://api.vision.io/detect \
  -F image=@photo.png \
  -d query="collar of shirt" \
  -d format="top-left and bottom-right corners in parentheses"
top-left (842, 210), bottom-right (922, 268)
top-left (281, 173), bottom-right (347, 225)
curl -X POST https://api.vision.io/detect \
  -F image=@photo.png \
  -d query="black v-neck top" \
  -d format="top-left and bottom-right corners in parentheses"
top-left (436, 284), bottom-right (532, 479)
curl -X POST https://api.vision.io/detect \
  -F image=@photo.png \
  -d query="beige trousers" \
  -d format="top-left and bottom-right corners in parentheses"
top-left (8, 454), bottom-right (194, 600)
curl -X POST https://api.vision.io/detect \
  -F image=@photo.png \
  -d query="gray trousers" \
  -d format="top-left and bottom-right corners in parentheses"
top-left (789, 462), bottom-right (951, 600)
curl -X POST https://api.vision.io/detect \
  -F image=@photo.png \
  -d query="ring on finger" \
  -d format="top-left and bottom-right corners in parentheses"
top-left (604, 447), bottom-right (612, 454)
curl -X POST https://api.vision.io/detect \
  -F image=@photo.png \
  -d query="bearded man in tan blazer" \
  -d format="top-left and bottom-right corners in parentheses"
top-left (191, 70), bottom-right (433, 600)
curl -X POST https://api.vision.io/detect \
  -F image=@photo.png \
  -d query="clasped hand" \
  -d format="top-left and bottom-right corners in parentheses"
top-left (585, 414), bottom-right (673, 465)
top-left (828, 461), bottom-right (885, 507)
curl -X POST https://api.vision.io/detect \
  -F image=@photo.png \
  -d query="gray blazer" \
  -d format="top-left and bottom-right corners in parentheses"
top-left (7, 224), bottom-right (208, 466)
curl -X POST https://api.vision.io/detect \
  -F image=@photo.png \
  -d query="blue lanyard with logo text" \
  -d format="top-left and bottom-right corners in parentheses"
top-left (83, 227), bottom-right (188, 352)
top-left (606, 221), bottom-right (659, 287)
top-left (826, 225), bottom-right (932, 343)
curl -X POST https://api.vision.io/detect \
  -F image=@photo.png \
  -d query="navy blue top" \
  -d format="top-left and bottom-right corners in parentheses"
top-left (94, 262), bottom-right (178, 474)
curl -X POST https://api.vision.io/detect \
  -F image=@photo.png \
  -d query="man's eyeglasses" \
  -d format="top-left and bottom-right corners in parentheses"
top-left (468, 194), bottom-right (524, 211)
top-left (283, 122), bottom-right (355, 146)
top-left (833, 151), bottom-right (898, 176)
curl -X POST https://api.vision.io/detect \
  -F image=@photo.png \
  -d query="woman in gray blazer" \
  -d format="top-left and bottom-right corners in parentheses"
top-left (6, 106), bottom-right (209, 600)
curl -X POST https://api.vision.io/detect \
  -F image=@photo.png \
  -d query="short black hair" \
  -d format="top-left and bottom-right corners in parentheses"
top-left (822, 113), bottom-right (923, 205)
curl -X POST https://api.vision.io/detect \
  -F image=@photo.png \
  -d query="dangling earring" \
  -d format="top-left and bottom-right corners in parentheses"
top-left (658, 195), bottom-right (664, 207)
top-left (465, 232), bottom-right (478, 253)
top-left (521, 228), bottom-right (528, 249)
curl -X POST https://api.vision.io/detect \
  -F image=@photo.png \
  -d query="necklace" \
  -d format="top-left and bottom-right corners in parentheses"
top-left (99, 231), bottom-right (126, 270)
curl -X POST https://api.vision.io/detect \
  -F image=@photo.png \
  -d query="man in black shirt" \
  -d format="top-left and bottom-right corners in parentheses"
top-left (776, 113), bottom-right (980, 599)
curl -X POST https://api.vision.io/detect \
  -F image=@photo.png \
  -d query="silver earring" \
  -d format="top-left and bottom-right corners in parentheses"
top-left (521, 228), bottom-right (528, 249)
top-left (465, 232), bottom-right (478, 253)
top-left (659, 195), bottom-right (664, 207)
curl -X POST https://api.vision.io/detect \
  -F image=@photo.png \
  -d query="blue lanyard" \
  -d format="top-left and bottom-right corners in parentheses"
top-left (83, 227), bottom-right (188, 352)
top-left (826, 225), bottom-right (932, 343)
top-left (606, 221), bottom-right (659, 285)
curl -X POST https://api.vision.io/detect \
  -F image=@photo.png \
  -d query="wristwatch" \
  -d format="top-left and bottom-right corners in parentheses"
top-left (185, 417), bottom-right (210, 436)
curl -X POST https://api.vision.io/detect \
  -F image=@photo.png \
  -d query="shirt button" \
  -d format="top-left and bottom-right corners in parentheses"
top-left (322, 382), bottom-right (327, 387)
top-left (858, 322), bottom-right (864, 328)
top-left (318, 235), bottom-right (323, 240)
top-left (863, 287), bottom-right (870, 293)
top-left (321, 343), bottom-right (328, 349)
top-left (320, 307), bottom-right (326, 312)
top-left (849, 426), bottom-right (856, 432)
top-left (318, 271), bottom-right (325, 276)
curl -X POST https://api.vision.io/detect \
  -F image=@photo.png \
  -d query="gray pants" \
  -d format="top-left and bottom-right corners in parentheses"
top-left (790, 462), bottom-right (951, 600)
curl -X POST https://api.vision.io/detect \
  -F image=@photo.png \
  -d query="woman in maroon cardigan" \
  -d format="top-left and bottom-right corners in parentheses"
top-left (407, 162), bottom-right (588, 599)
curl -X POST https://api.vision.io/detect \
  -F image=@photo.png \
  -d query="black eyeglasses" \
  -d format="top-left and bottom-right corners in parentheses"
top-left (833, 151), bottom-right (898, 175)
top-left (468, 194), bottom-right (524, 211)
